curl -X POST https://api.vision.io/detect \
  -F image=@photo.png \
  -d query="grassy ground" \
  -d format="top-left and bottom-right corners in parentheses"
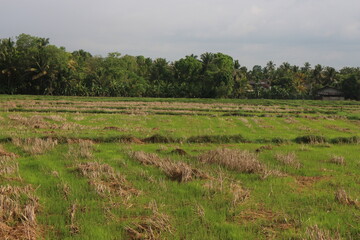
top-left (0, 95), bottom-right (359, 239)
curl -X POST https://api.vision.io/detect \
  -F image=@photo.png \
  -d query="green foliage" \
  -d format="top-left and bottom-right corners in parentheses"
top-left (187, 134), bottom-right (247, 143)
top-left (342, 74), bottom-right (360, 100)
top-left (295, 135), bottom-right (327, 144)
top-left (1, 96), bottom-right (359, 239)
top-left (1, 34), bottom-right (360, 100)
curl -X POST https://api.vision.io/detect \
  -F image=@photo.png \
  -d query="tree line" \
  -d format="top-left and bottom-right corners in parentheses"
top-left (1, 34), bottom-right (359, 100)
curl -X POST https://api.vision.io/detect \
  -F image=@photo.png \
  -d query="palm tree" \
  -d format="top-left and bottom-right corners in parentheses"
top-left (0, 38), bottom-right (18, 93)
top-left (323, 66), bottom-right (338, 86)
top-left (265, 61), bottom-right (276, 87)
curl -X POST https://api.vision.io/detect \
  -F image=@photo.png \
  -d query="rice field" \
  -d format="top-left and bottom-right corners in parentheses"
top-left (0, 95), bottom-right (359, 239)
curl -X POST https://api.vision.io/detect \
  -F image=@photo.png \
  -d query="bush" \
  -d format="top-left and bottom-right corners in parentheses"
top-left (143, 134), bottom-right (180, 143)
top-left (187, 134), bottom-right (247, 144)
top-left (295, 135), bottom-right (327, 144)
top-left (331, 136), bottom-right (360, 144)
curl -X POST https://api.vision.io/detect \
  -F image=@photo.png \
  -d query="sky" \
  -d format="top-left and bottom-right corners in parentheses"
top-left (1, 0), bottom-right (360, 69)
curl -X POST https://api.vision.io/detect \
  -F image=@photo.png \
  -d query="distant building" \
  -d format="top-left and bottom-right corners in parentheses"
top-left (248, 81), bottom-right (271, 90)
top-left (316, 87), bottom-right (344, 100)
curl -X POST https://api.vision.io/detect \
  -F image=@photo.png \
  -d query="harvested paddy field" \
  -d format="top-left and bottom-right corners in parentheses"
top-left (0, 95), bottom-right (359, 239)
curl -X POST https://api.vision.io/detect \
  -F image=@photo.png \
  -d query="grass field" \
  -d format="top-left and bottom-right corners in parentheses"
top-left (0, 95), bottom-right (359, 239)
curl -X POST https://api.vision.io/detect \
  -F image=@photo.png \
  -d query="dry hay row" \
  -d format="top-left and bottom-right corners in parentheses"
top-left (76, 161), bottom-right (140, 199)
top-left (0, 145), bottom-right (41, 240)
top-left (12, 138), bottom-right (58, 155)
top-left (306, 225), bottom-right (342, 240)
top-left (131, 151), bottom-right (250, 206)
top-left (8, 114), bottom-right (87, 130)
top-left (203, 170), bottom-right (251, 206)
top-left (0, 145), bottom-right (20, 177)
top-left (0, 185), bottom-right (40, 240)
top-left (125, 201), bottom-right (173, 240)
top-left (68, 203), bottom-right (79, 235)
top-left (0, 155), bottom-right (19, 177)
top-left (335, 189), bottom-right (359, 208)
top-left (130, 151), bottom-right (208, 183)
top-left (232, 204), bottom-right (298, 239)
top-left (76, 160), bottom-right (175, 239)
top-left (198, 148), bottom-right (285, 179)
top-left (67, 139), bottom-right (95, 159)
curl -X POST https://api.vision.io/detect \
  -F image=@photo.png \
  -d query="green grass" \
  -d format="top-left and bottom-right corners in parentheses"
top-left (0, 95), bottom-right (359, 239)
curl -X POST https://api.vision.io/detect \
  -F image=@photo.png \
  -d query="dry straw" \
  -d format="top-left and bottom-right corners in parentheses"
top-left (198, 148), bottom-right (264, 174)
top-left (67, 139), bottom-right (94, 159)
top-left (12, 138), bottom-right (58, 155)
top-left (306, 225), bottom-right (341, 240)
top-left (131, 151), bottom-right (208, 182)
top-left (126, 200), bottom-right (173, 240)
top-left (0, 185), bottom-right (39, 240)
top-left (335, 189), bottom-right (358, 207)
top-left (275, 152), bottom-right (301, 169)
top-left (329, 155), bottom-right (346, 166)
top-left (77, 161), bottom-right (139, 198)
top-left (0, 156), bottom-right (19, 177)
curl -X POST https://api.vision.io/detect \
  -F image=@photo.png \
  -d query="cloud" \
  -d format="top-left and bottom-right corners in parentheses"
top-left (1, 0), bottom-right (360, 68)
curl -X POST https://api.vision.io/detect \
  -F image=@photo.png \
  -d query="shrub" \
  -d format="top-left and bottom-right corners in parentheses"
top-left (143, 134), bottom-right (179, 143)
top-left (295, 135), bottom-right (327, 144)
top-left (187, 134), bottom-right (247, 144)
top-left (331, 136), bottom-right (360, 144)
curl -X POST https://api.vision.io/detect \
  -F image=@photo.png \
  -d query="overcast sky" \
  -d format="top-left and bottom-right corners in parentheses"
top-left (1, 0), bottom-right (360, 68)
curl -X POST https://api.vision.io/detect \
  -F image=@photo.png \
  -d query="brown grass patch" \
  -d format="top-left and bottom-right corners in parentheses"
top-left (295, 176), bottom-right (329, 189)
top-left (284, 118), bottom-right (299, 124)
top-left (126, 201), bottom-right (173, 240)
top-left (274, 152), bottom-right (301, 169)
top-left (236, 207), bottom-right (278, 223)
top-left (67, 139), bottom-right (94, 159)
top-left (335, 189), bottom-right (358, 207)
top-left (255, 145), bottom-right (273, 153)
top-left (306, 225), bottom-right (341, 240)
top-left (239, 117), bottom-right (252, 128)
top-left (0, 185), bottom-right (39, 240)
top-left (103, 126), bottom-right (122, 131)
top-left (233, 205), bottom-right (296, 238)
top-left (230, 182), bottom-right (251, 205)
top-left (0, 145), bottom-right (18, 158)
top-left (198, 148), bottom-right (265, 174)
top-left (203, 170), bottom-right (250, 205)
top-left (76, 162), bottom-right (139, 198)
top-left (59, 122), bottom-right (85, 130)
top-left (12, 138), bottom-right (58, 155)
top-left (194, 204), bottom-right (205, 219)
top-left (9, 114), bottom-right (57, 129)
top-left (0, 156), bottom-right (19, 177)
top-left (170, 148), bottom-right (188, 156)
top-left (120, 136), bottom-right (144, 144)
top-left (68, 203), bottom-right (79, 235)
top-left (45, 115), bottom-right (66, 122)
top-left (131, 151), bottom-right (208, 182)
top-left (325, 124), bottom-right (351, 133)
top-left (329, 155), bottom-right (346, 165)
top-left (73, 116), bottom-right (85, 121)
